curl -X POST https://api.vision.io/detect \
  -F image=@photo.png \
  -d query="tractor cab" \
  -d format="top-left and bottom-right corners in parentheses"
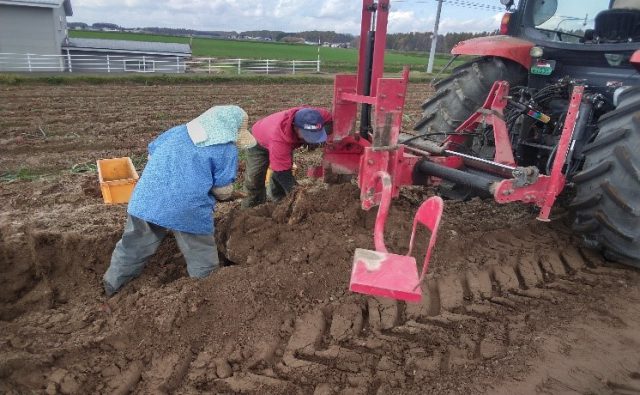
top-left (502, 0), bottom-right (640, 89)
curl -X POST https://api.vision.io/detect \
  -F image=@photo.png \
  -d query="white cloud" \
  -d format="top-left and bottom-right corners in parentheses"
top-left (273, 0), bottom-right (304, 18)
top-left (439, 16), bottom-right (499, 33)
top-left (318, 0), bottom-right (358, 19)
top-left (69, 0), bottom-right (505, 33)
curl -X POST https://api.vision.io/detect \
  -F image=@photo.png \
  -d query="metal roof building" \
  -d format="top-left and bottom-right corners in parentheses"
top-left (62, 38), bottom-right (192, 73)
top-left (0, 0), bottom-right (191, 73)
top-left (64, 38), bottom-right (191, 57)
top-left (0, 0), bottom-right (72, 55)
top-left (0, 0), bottom-right (72, 14)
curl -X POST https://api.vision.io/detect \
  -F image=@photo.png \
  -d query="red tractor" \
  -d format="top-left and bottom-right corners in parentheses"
top-left (313, 0), bottom-right (639, 301)
top-left (414, 0), bottom-right (640, 264)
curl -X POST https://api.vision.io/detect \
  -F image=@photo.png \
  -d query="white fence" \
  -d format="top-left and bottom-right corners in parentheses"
top-left (187, 58), bottom-right (320, 74)
top-left (0, 53), bottom-right (321, 74)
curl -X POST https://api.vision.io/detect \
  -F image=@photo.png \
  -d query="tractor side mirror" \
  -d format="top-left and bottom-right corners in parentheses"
top-left (532, 0), bottom-right (558, 26)
top-left (500, 0), bottom-right (514, 9)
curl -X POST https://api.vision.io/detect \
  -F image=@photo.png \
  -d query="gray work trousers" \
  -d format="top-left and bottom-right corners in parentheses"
top-left (103, 214), bottom-right (219, 295)
top-left (241, 143), bottom-right (286, 208)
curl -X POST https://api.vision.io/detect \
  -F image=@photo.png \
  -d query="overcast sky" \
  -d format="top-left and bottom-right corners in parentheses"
top-left (68, 0), bottom-right (507, 34)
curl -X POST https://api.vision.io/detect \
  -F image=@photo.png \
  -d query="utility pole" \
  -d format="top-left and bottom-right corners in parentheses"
top-left (317, 37), bottom-right (321, 73)
top-left (427, 0), bottom-right (443, 73)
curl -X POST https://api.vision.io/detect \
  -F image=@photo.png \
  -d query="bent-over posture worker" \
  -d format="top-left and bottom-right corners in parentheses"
top-left (241, 107), bottom-right (332, 208)
top-left (103, 105), bottom-right (255, 296)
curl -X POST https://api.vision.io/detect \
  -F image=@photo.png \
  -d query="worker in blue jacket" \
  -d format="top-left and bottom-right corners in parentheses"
top-left (103, 105), bottom-right (254, 297)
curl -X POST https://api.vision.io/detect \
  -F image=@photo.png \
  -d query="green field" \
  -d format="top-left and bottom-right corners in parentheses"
top-left (69, 30), bottom-right (462, 73)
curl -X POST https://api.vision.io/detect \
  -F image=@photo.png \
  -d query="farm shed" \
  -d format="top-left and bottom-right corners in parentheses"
top-left (62, 38), bottom-right (192, 73)
top-left (0, 0), bottom-right (72, 70)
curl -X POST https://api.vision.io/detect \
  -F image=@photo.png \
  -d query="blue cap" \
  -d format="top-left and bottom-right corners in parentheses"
top-left (293, 108), bottom-right (327, 144)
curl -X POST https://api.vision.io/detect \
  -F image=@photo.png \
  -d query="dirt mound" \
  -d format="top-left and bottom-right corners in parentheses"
top-left (2, 178), bottom-right (640, 394)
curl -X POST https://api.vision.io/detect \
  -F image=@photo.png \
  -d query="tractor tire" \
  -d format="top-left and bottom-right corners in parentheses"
top-left (414, 56), bottom-right (527, 137)
top-left (571, 87), bottom-right (640, 267)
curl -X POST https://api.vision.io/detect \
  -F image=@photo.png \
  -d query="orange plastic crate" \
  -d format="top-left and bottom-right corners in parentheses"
top-left (97, 157), bottom-right (139, 204)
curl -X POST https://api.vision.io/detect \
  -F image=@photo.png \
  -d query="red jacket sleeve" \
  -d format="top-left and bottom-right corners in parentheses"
top-left (268, 140), bottom-right (294, 172)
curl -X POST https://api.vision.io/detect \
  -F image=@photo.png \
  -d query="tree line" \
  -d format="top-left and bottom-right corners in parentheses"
top-left (240, 30), bottom-right (354, 44)
top-left (68, 23), bottom-right (497, 53)
top-left (384, 31), bottom-right (496, 53)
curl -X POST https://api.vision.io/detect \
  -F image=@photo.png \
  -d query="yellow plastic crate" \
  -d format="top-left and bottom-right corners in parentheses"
top-left (97, 157), bottom-right (139, 204)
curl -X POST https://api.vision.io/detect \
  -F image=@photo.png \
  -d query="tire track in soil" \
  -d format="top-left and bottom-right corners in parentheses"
top-left (189, 243), bottom-right (639, 394)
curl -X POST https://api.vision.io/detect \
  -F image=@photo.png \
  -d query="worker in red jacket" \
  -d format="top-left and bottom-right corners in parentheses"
top-left (241, 107), bottom-right (332, 208)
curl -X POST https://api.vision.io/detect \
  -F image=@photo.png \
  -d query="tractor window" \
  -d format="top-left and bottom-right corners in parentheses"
top-left (529, 0), bottom-right (611, 42)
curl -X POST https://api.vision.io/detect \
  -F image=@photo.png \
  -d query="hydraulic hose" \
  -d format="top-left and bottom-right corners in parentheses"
top-left (414, 160), bottom-right (496, 193)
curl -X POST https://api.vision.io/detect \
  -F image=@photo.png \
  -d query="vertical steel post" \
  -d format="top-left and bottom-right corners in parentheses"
top-left (66, 49), bottom-right (72, 72)
top-left (538, 86), bottom-right (584, 221)
top-left (208, 58), bottom-right (211, 74)
top-left (360, 30), bottom-right (376, 138)
top-left (238, 58), bottom-right (241, 74)
top-left (27, 54), bottom-right (32, 72)
top-left (427, 0), bottom-right (443, 73)
top-left (266, 59), bottom-right (270, 75)
top-left (370, 0), bottom-right (390, 97)
top-left (292, 60), bottom-right (296, 74)
top-left (107, 54), bottom-right (111, 72)
top-left (357, 0), bottom-right (375, 95)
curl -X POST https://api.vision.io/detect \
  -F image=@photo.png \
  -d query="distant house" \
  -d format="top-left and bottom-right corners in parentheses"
top-left (0, 0), bottom-right (72, 64)
top-left (281, 37), bottom-right (305, 44)
top-left (0, 0), bottom-right (191, 72)
top-left (63, 38), bottom-right (191, 73)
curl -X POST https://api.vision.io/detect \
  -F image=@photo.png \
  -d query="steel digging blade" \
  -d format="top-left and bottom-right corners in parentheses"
top-left (350, 248), bottom-right (422, 302)
top-left (348, 174), bottom-right (444, 303)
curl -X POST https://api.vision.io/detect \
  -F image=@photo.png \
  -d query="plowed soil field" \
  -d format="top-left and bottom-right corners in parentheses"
top-left (1, 82), bottom-right (639, 395)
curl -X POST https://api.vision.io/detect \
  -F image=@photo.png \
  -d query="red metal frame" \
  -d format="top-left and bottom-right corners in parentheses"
top-left (312, 0), bottom-right (418, 209)
top-left (316, 0), bottom-right (589, 303)
top-left (493, 85), bottom-right (585, 221)
top-left (316, 0), bottom-right (582, 222)
top-left (453, 81), bottom-right (516, 166)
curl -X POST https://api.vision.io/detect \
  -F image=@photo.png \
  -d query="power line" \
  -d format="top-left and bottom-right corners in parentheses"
top-left (391, 0), bottom-right (505, 73)
top-left (393, 0), bottom-right (504, 13)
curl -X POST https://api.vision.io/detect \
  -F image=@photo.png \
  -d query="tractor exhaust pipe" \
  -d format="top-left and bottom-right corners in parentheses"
top-left (414, 159), bottom-right (496, 193)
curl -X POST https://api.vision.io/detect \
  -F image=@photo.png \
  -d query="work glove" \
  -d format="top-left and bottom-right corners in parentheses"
top-left (212, 184), bottom-right (234, 201)
top-left (271, 169), bottom-right (297, 194)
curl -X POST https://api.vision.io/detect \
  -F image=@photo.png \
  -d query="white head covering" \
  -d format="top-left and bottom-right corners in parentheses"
top-left (187, 105), bottom-right (255, 149)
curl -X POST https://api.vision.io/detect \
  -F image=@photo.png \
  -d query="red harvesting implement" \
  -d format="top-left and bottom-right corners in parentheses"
top-left (311, 0), bottom-right (640, 301)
